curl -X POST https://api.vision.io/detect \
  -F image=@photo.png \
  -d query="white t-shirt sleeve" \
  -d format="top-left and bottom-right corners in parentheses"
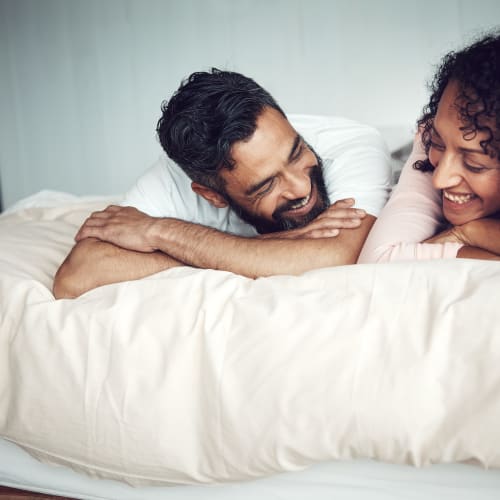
top-left (121, 157), bottom-right (179, 218)
top-left (121, 155), bottom-right (258, 237)
top-left (289, 115), bottom-right (392, 216)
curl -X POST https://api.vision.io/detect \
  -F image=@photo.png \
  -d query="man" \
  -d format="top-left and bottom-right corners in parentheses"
top-left (53, 69), bottom-right (391, 299)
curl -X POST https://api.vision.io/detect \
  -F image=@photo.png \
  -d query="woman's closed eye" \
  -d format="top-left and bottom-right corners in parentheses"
top-left (429, 139), bottom-right (445, 152)
top-left (464, 163), bottom-right (489, 174)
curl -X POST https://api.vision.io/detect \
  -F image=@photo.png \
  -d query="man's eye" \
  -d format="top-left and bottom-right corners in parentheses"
top-left (290, 144), bottom-right (305, 163)
top-left (256, 179), bottom-right (275, 197)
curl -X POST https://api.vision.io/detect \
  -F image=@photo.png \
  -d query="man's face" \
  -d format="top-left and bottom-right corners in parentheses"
top-left (218, 107), bottom-right (330, 233)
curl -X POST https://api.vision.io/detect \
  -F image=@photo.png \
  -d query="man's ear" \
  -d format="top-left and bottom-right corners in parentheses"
top-left (191, 182), bottom-right (228, 208)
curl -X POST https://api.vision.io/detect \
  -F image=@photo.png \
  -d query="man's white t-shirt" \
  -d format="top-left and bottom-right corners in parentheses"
top-left (122, 115), bottom-right (392, 237)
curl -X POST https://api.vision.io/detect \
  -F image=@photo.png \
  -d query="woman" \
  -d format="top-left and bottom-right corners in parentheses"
top-left (358, 31), bottom-right (500, 263)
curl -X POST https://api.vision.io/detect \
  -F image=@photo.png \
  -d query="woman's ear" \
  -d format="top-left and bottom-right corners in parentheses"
top-left (191, 182), bottom-right (228, 208)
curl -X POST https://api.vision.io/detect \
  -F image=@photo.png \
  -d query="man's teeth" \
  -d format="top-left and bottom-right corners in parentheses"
top-left (290, 194), bottom-right (311, 209)
top-left (444, 191), bottom-right (476, 204)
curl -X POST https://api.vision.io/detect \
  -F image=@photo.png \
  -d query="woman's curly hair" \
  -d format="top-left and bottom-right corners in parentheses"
top-left (415, 31), bottom-right (500, 172)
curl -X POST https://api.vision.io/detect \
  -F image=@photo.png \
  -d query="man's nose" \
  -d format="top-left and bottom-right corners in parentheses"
top-left (431, 151), bottom-right (462, 190)
top-left (282, 170), bottom-right (310, 200)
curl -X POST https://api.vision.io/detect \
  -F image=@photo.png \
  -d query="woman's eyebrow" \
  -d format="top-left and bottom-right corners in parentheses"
top-left (433, 124), bottom-right (488, 155)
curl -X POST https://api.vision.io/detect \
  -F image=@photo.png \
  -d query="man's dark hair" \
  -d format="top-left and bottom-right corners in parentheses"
top-left (415, 31), bottom-right (500, 172)
top-left (156, 68), bottom-right (286, 192)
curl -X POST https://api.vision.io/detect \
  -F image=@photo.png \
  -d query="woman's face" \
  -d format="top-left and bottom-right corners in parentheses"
top-left (429, 80), bottom-right (500, 226)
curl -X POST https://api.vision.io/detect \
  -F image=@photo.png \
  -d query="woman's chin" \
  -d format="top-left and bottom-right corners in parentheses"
top-left (442, 198), bottom-right (481, 226)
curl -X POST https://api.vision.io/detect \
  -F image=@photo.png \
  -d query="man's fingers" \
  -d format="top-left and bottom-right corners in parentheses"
top-left (88, 211), bottom-right (112, 220)
top-left (316, 209), bottom-right (365, 223)
top-left (329, 209), bottom-right (365, 219)
top-left (334, 218), bottom-right (362, 228)
top-left (332, 208), bottom-right (365, 217)
top-left (308, 228), bottom-right (340, 238)
top-left (75, 218), bottom-right (109, 241)
top-left (331, 198), bottom-right (355, 207)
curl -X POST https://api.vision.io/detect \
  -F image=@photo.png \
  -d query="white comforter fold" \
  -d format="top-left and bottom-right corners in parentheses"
top-left (1, 199), bottom-right (499, 485)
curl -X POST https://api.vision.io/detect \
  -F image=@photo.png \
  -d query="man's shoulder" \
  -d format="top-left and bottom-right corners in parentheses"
top-left (135, 154), bottom-right (190, 185)
top-left (287, 114), bottom-right (385, 153)
top-left (121, 154), bottom-right (194, 217)
top-left (288, 113), bottom-right (379, 135)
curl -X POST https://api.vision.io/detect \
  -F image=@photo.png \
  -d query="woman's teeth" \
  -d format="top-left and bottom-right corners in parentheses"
top-left (290, 193), bottom-right (311, 209)
top-left (444, 191), bottom-right (476, 204)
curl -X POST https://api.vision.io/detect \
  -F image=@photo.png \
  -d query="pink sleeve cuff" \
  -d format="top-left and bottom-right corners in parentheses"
top-left (371, 242), bottom-right (464, 262)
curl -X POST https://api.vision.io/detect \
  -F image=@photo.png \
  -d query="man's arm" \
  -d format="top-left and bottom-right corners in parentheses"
top-left (53, 199), bottom-right (368, 299)
top-left (74, 204), bottom-right (374, 279)
top-left (53, 237), bottom-right (183, 299)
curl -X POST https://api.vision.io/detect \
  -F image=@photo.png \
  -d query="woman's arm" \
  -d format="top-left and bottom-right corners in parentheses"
top-left (425, 218), bottom-right (500, 260)
top-left (358, 132), bottom-right (463, 263)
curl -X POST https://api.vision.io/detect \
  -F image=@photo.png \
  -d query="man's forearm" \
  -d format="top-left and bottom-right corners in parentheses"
top-left (53, 238), bottom-right (183, 299)
top-left (147, 216), bottom-right (375, 278)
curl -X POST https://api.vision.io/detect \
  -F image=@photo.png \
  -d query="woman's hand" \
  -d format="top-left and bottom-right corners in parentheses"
top-left (426, 217), bottom-right (500, 256)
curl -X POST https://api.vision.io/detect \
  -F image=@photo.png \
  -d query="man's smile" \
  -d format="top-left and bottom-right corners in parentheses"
top-left (279, 183), bottom-right (318, 218)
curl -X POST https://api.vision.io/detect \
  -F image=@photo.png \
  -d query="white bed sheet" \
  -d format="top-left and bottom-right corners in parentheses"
top-left (2, 437), bottom-right (500, 500)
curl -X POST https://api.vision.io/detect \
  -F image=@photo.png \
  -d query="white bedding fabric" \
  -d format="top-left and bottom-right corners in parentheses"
top-left (3, 437), bottom-right (500, 500)
top-left (1, 195), bottom-right (500, 487)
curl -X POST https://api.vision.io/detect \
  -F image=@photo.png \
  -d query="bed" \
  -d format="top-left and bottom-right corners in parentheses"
top-left (1, 191), bottom-right (500, 499)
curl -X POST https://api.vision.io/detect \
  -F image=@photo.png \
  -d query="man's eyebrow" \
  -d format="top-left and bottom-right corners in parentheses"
top-left (288, 134), bottom-right (303, 163)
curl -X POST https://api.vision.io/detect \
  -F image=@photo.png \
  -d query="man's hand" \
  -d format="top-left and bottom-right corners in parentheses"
top-left (258, 198), bottom-right (366, 240)
top-left (76, 205), bottom-right (158, 252)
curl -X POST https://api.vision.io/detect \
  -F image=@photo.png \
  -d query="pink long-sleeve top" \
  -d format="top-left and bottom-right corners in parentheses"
top-left (358, 132), bottom-right (464, 263)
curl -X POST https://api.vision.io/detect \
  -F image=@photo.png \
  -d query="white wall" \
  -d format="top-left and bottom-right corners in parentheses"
top-left (0, 0), bottom-right (499, 208)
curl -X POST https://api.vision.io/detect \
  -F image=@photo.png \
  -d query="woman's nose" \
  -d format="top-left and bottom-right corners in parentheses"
top-left (431, 151), bottom-right (462, 190)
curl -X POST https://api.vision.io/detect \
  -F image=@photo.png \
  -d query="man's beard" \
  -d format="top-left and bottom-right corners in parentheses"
top-left (226, 151), bottom-right (330, 234)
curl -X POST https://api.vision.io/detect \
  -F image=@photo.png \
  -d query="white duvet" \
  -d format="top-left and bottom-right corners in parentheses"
top-left (1, 196), bottom-right (500, 486)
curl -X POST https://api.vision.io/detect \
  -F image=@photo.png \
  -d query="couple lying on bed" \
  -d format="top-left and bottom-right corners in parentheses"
top-left (53, 31), bottom-right (500, 299)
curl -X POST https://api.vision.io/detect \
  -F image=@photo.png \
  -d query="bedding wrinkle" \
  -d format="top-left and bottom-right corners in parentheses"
top-left (55, 292), bottom-right (121, 473)
top-left (218, 271), bottom-right (370, 477)
top-left (348, 263), bottom-right (440, 466)
top-left (3, 201), bottom-right (500, 484)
